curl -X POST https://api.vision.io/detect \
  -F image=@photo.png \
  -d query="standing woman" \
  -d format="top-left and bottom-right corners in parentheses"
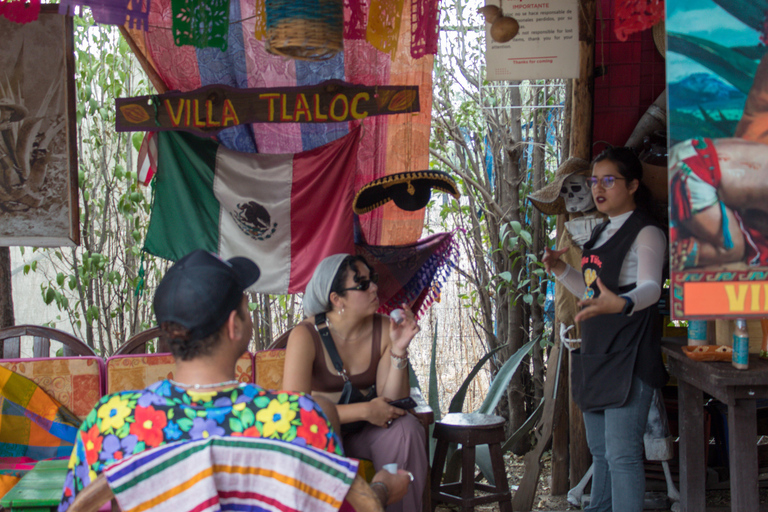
top-left (282, 254), bottom-right (428, 512)
top-left (543, 147), bottom-right (668, 512)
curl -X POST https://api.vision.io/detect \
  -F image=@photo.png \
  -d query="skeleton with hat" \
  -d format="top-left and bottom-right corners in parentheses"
top-left (528, 158), bottom-right (605, 248)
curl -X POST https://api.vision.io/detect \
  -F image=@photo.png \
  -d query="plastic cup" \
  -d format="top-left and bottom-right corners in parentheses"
top-left (383, 463), bottom-right (398, 474)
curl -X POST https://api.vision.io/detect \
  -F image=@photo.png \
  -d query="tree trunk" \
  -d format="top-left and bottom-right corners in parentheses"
top-left (569, 0), bottom-right (597, 486)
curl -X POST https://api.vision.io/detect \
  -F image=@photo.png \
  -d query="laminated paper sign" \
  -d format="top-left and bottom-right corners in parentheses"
top-left (485, 0), bottom-right (579, 81)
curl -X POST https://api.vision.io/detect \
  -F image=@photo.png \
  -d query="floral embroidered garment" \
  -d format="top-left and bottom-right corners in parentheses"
top-left (58, 381), bottom-right (342, 512)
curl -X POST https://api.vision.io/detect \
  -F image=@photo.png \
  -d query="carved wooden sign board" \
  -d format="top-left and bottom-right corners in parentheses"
top-left (116, 80), bottom-right (420, 136)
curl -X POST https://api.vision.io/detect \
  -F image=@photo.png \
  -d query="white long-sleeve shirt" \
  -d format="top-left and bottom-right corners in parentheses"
top-left (557, 210), bottom-right (666, 313)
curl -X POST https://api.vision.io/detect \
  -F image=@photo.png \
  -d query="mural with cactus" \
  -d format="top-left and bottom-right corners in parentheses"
top-left (0, 9), bottom-right (78, 246)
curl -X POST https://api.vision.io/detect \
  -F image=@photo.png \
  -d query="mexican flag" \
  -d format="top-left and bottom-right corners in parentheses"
top-left (144, 128), bottom-right (360, 294)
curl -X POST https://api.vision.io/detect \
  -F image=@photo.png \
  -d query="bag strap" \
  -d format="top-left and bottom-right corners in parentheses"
top-left (314, 312), bottom-right (350, 381)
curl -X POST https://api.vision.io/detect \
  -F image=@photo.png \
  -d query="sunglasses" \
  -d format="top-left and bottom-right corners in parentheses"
top-left (341, 272), bottom-right (379, 292)
top-left (586, 176), bottom-right (626, 190)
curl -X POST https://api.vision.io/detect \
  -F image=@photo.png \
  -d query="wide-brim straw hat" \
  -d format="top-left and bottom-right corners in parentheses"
top-left (527, 157), bottom-right (591, 216)
top-left (353, 170), bottom-right (460, 214)
top-left (0, 98), bottom-right (28, 122)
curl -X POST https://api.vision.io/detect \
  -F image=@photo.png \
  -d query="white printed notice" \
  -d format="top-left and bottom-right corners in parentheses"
top-left (485, 0), bottom-right (579, 81)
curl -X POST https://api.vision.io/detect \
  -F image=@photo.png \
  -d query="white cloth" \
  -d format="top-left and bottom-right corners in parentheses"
top-left (556, 210), bottom-right (666, 313)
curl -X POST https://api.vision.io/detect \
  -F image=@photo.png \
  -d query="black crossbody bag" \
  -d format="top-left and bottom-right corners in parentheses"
top-left (314, 312), bottom-right (376, 434)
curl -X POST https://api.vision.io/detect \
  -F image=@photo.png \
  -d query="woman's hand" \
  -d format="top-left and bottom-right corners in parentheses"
top-left (389, 304), bottom-right (420, 356)
top-left (575, 277), bottom-right (625, 322)
top-left (542, 246), bottom-right (569, 276)
top-left (366, 397), bottom-right (406, 428)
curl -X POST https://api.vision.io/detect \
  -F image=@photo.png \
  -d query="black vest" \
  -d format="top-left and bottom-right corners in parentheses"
top-left (572, 210), bottom-right (668, 412)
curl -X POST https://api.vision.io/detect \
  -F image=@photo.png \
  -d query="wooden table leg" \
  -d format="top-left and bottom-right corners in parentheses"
top-left (728, 398), bottom-right (758, 512)
top-left (678, 380), bottom-right (706, 512)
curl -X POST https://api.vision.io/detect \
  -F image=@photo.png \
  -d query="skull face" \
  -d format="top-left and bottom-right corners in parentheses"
top-left (560, 175), bottom-right (594, 212)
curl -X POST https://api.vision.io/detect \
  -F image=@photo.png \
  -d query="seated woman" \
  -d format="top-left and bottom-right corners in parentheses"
top-left (283, 254), bottom-right (428, 512)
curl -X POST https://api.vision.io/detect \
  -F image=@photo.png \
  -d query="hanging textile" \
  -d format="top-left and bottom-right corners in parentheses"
top-left (59, 0), bottom-right (150, 30)
top-left (410, 0), bottom-right (439, 59)
top-left (144, 128), bottom-right (360, 294)
top-left (123, 0), bottom-right (435, 246)
top-left (614, 0), bottom-right (664, 42)
top-left (171, 0), bottom-right (230, 49)
top-left (356, 230), bottom-right (458, 317)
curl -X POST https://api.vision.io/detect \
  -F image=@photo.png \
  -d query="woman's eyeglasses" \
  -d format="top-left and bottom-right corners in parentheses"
top-left (586, 176), bottom-right (626, 189)
top-left (341, 273), bottom-right (379, 292)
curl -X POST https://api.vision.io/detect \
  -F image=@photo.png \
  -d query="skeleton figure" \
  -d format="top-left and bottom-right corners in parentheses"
top-left (559, 174), bottom-right (594, 213)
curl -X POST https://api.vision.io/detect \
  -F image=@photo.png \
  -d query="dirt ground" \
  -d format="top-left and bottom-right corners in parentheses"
top-left (433, 450), bottom-right (768, 511)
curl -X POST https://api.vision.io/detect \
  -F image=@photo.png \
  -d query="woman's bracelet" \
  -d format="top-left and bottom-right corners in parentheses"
top-left (391, 350), bottom-right (409, 370)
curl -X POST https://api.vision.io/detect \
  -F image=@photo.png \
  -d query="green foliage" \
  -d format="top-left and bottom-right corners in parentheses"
top-left (667, 32), bottom-right (757, 94)
top-left (476, 338), bottom-right (536, 414)
top-left (447, 344), bottom-right (506, 414)
top-left (19, 16), bottom-right (162, 354)
top-left (711, 0), bottom-right (768, 34)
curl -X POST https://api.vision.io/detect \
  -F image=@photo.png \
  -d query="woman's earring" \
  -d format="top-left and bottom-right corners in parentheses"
top-left (340, 307), bottom-right (344, 316)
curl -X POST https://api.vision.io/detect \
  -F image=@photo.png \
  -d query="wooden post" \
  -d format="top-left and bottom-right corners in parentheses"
top-left (0, 247), bottom-right (14, 331)
top-left (550, 340), bottom-right (571, 494)
top-left (568, 0), bottom-right (596, 487)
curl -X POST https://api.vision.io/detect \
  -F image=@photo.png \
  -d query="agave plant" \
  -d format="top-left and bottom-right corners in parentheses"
top-left (0, 44), bottom-right (65, 212)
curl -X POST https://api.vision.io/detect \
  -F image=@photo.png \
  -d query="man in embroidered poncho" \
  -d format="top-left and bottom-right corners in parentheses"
top-left (59, 250), bottom-right (408, 512)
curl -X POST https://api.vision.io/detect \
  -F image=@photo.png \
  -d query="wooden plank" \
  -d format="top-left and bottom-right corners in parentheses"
top-left (550, 347), bottom-right (570, 494)
top-left (3, 336), bottom-right (19, 358)
top-left (729, 399), bottom-right (759, 512)
top-left (677, 380), bottom-right (706, 512)
top-left (33, 336), bottom-right (50, 358)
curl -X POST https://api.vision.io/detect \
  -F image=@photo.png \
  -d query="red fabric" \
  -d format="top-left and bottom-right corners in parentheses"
top-left (592, 0), bottom-right (665, 156)
top-left (288, 128), bottom-right (359, 293)
top-left (0, 0), bottom-right (40, 23)
top-left (614, 0), bottom-right (664, 42)
top-left (410, 0), bottom-right (440, 59)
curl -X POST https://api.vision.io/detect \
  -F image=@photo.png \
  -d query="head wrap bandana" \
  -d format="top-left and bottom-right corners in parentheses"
top-left (303, 254), bottom-right (350, 318)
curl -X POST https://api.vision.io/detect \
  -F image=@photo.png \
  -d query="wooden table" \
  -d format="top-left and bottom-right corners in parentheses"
top-left (662, 341), bottom-right (768, 512)
top-left (0, 459), bottom-right (69, 511)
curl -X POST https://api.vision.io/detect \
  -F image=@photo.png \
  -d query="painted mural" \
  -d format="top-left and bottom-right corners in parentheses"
top-left (667, 0), bottom-right (768, 319)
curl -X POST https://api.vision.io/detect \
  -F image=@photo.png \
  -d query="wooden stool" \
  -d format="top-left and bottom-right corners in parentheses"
top-left (431, 412), bottom-right (512, 512)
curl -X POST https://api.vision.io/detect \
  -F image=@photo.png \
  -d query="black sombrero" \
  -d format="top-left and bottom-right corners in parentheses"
top-left (353, 170), bottom-right (460, 214)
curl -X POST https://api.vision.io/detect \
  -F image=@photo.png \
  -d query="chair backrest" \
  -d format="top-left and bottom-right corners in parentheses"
top-left (0, 325), bottom-right (96, 358)
top-left (106, 351), bottom-right (254, 394)
top-left (268, 327), bottom-right (292, 349)
top-left (253, 349), bottom-right (286, 390)
top-left (113, 327), bottom-right (169, 355)
top-left (0, 325), bottom-right (104, 420)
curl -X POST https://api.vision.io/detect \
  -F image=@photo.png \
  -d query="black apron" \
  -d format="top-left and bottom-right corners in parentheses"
top-left (572, 210), bottom-right (668, 412)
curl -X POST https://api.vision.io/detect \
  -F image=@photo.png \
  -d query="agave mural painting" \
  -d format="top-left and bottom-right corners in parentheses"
top-left (667, 0), bottom-right (768, 319)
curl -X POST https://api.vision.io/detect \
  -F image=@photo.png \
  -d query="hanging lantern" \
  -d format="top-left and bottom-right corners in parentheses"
top-left (265, 0), bottom-right (343, 61)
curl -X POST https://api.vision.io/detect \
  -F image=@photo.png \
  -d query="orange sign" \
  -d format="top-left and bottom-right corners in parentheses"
top-left (681, 281), bottom-right (768, 317)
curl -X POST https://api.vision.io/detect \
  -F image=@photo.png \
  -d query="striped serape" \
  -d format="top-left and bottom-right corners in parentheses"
top-left (104, 436), bottom-right (360, 512)
top-left (0, 366), bottom-right (81, 460)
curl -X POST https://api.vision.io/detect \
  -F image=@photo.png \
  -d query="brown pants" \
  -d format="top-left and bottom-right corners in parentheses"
top-left (342, 413), bottom-right (427, 512)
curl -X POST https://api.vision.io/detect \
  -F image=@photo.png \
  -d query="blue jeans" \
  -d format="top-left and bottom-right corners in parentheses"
top-left (583, 375), bottom-right (653, 512)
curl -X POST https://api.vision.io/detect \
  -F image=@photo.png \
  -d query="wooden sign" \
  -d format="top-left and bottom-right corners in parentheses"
top-left (116, 80), bottom-right (420, 135)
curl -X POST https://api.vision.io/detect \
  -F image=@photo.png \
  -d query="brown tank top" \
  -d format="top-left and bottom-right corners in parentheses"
top-left (302, 314), bottom-right (382, 393)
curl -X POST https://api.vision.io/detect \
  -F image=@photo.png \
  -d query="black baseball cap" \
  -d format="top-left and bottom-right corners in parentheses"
top-left (153, 250), bottom-right (260, 341)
